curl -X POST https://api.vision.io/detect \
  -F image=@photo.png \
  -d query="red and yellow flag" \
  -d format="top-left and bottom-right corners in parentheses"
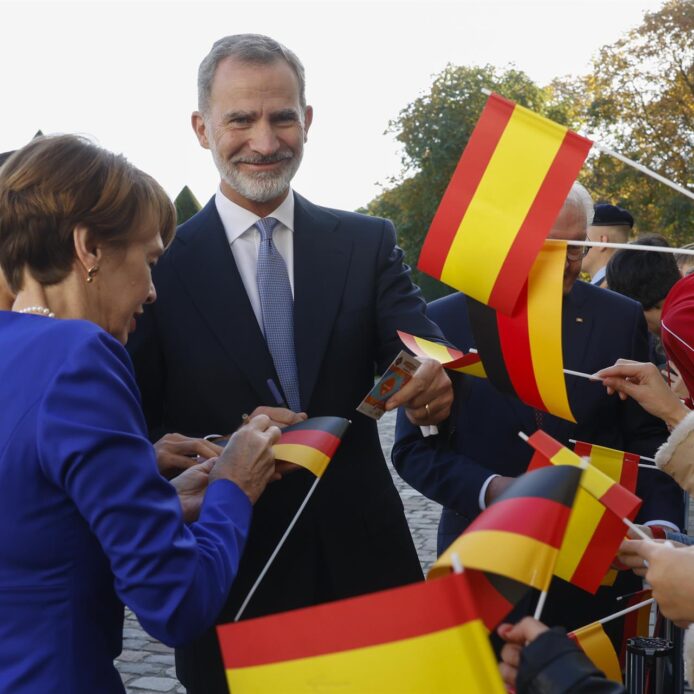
top-left (467, 241), bottom-right (575, 421)
top-left (527, 430), bottom-right (642, 593)
top-left (397, 330), bottom-right (486, 377)
top-left (568, 622), bottom-right (623, 683)
top-left (429, 465), bottom-right (581, 593)
top-left (573, 441), bottom-right (639, 493)
top-left (217, 572), bottom-right (505, 693)
top-left (273, 416), bottom-right (349, 477)
top-left (418, 92), bottom-right (592, 315)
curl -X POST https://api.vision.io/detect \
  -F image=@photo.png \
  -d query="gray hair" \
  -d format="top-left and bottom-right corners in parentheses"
top-left (564, 181), bottom-right (594, 229)
top-left (197, 34), bottom-right (306, 114)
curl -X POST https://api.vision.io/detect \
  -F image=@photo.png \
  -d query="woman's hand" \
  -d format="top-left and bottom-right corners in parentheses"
top-left (171, 458), bottom-right (216, 522)
top-left (497, 618), bottom-right (549, 690)
top-left (596, 359), bottom-right (689, 429)
top-left (210, 415), bottom-right (281, 503)
top-left (618, 539), bottom-right (694, 625)
top-left (154, 433), bottom-right (223, 479)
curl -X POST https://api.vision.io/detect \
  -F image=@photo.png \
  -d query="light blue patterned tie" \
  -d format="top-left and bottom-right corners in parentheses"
top-left (256, 217), bottom-right (301, 411)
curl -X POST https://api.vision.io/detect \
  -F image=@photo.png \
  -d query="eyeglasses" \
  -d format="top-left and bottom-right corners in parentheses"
top-left (566, 241), bottom-right (590, 262)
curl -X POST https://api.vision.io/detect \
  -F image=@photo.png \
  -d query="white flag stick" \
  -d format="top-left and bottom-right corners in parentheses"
top-left (567, 439), bottom-right (657, 464)
top-left (592, 144), bottom-right (694, 201)
top-left (563, 368), bottom-right (602, 381)
top-left (479, 88), bottom-right (694, 201)
top-left (451, 553), bottom-right (464, 574)
top-left (549, 239), bottom-right (694, 257)
top-left (596, 597), bottom-right (655, 627)
top-left (235, 476), bottom-right (321, 622)
top-left (622, 518), bottom-right (655, 542)
top-left (534, 590), bottom-right (549, 621)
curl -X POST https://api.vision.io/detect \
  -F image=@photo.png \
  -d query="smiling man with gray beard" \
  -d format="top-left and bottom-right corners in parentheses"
top-left (127, 33), bottom-right (452, 694)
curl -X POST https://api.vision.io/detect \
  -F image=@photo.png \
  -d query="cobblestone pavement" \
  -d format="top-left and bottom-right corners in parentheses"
top-left (117, 411), bottom-right (440, 693)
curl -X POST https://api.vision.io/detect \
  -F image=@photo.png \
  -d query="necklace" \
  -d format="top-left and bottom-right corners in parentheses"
top-left (17, 306), bottom-right (56, 318)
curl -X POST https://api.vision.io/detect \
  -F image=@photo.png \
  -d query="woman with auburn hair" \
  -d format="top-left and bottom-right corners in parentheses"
top-left (0, 134), bottom-right (279, 692)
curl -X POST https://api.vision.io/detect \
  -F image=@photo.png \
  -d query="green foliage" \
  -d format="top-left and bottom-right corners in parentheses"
top-left (174, 185), bottom-right (202, 225)
top-left (579, 0), bottom-right (693, 245)
top-left (365, 0), bottom-right (693, 299)
top-left (366, 64), bottom-right (568, 299)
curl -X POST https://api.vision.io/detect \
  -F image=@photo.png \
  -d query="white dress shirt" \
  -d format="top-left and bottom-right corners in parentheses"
top-left (215, 188), bottom-right (295, 334)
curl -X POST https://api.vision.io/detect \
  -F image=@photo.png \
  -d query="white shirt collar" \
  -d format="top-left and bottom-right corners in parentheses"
top-left (215, 186), bottom-right (295, 245)
top-left (591, 265), bottom-right (607, 285)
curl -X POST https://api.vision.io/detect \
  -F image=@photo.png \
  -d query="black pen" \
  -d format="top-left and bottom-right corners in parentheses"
top-left (267, 378), bottom-right (288, 408)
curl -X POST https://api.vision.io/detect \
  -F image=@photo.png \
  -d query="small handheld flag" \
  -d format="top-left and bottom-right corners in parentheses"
top-left (397, 330), bottom-right (486, 377)
top-left (568, 622), bottom-right (623, 683)
top-left (467, 242), bottom-right (575, 421)
top-left (429, 465), bottom-right (581, 592)
top-left (273, 416), bottom-right (350, 477)
top-left (418, 92), bottom-right (592, 315)
top-left (218, 572), bottom-right (505, 693)
top-left (526, 430), bottom-right (642, 593)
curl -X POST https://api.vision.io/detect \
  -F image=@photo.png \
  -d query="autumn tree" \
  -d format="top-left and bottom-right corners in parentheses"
top-left (579, 0), bottom-right (693, 244)
top-left (366, 0), bottom-right (692, 299)
top-left (364, 64), bottom-right (565, 298)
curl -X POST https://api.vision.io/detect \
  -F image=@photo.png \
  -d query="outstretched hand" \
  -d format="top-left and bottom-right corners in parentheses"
top-left (618, 539), bottom-right (694, 625)
top-left (596, 359), bottom-right (689, 429)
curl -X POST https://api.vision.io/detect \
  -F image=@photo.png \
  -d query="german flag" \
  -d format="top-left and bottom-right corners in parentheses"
top-left (467, 241), bottom-right (575, 422)
top-left (397, 330), bottom-right (486, 378)
top-left (429, 465), bottom-right (581, 593)
top-left (456, 569), bottom-right (529, 632)
top-left (568, 622), bottom-right (623, 683)
top-left (217, 571), bottom-right (505, 693)
top-left (527, 430), bottom-right (642, 593)
top-left (418, 92), bottom-right (592, 315)
top-left (573, 441), bottom-right (639, 494)
top-left (273, 417), bottom-right (349, 478)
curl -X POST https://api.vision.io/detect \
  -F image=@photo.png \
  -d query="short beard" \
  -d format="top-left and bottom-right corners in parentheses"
top-left (211, 147), bottom-right (303, 203)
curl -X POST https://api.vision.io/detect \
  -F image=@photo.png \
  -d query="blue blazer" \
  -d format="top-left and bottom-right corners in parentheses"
top-left (393, 282), bottom-right (683, 554)
top-left (127, 193), bottom-right (445, 692)
top-left (0, 314), bottom-right (251, 693)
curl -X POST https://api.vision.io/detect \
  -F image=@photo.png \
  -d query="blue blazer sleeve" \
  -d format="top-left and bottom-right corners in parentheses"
top-left (36, 330), bottom-right (252, 647)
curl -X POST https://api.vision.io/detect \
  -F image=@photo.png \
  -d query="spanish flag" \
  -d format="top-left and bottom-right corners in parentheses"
top-left (418, 92), bottom-right (592, 315)
top-left (467, 241), bottom-right (575, 422)
top-left (273, 417), bottom-right (350, 478)
top-left (397, 330), bottom-right (486, 378)
top-left (429, 465), bottom-right (581, 593)
top-left (527, 430), bottom-right (642, 593)
top-left (217, 572), bottom-right (505, 693)
top-left (568, 622), bottom-right (623, 683)
top-left (572, 441), bottom-right (639, 494)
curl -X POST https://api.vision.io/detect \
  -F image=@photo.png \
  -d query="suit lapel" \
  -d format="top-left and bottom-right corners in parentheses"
top-left (171, 199), bottom-right (277, 404)
top-left (292, 194), bottom-right (353, 409)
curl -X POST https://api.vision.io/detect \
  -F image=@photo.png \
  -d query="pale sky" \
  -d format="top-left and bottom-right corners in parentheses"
top-left (0, 0), bottom-right (666, 211)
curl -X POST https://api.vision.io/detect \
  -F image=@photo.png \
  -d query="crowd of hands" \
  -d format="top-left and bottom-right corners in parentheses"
top-left (161, 358), bottom-right (452, 521)
top-left (149, 349), bottom-right (693, 691)
top-left (498, 356), bottom-right (694, 689)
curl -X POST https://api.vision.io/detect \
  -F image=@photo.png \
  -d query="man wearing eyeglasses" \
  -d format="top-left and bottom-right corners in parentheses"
top-left (393, 181), bottom-right (683, 632)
